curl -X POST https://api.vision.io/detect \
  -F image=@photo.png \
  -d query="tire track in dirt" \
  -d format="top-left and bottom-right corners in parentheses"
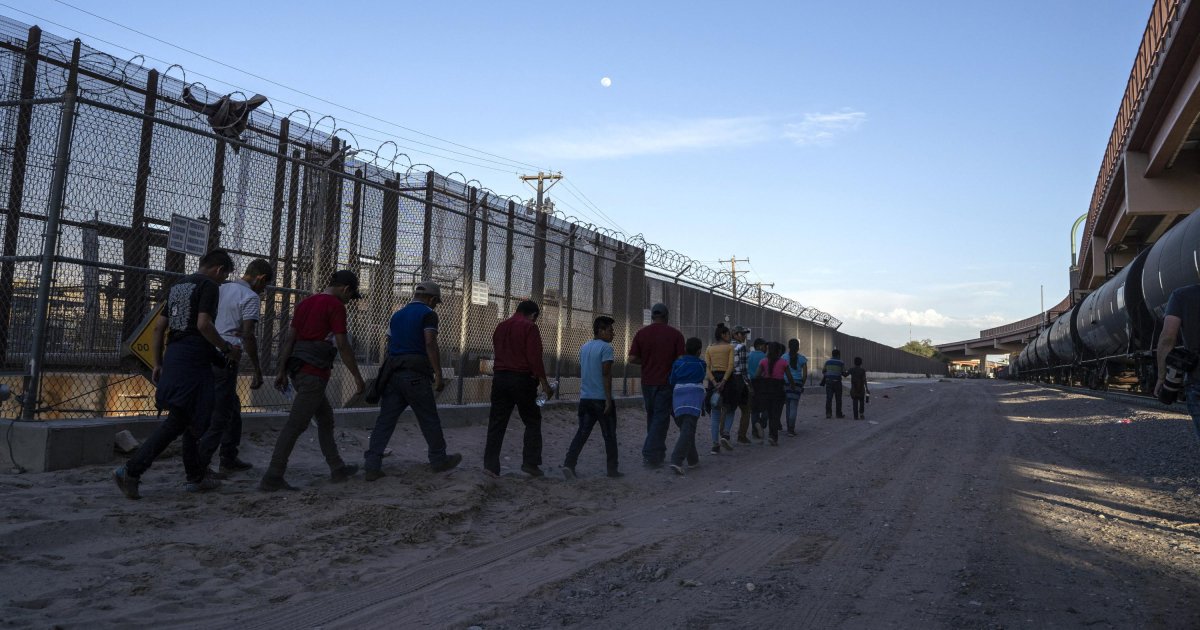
top-left (197, 381), bottom-right (964, 629)
top-left (483, 383), bottom-right (978, 629)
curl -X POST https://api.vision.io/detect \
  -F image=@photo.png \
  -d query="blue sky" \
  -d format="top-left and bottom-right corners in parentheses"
top-left (9, 0), bottom-right (1153, 347)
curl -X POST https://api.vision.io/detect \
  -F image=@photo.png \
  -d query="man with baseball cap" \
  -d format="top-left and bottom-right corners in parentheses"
top-left (629, 302), bottom-right (685, 468)
top-left (260, 270), bottom-right (365, 491)
top-left (363, 281), bottom-right (462, 479)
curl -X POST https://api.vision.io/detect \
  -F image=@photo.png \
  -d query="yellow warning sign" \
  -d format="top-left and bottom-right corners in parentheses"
top-left (123, 302), bottom-right (166, 372)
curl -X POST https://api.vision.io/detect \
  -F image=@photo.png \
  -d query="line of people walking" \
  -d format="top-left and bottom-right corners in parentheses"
top-left (113, 251), bottom-right (864, 499)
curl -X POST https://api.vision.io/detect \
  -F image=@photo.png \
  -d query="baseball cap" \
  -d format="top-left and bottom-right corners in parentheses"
top-left (651, 302), bottom-right (669, 317)
top-left (329, 270), bottom-right (362, 299)
top-left (415, 281), bottom-right (442, 300)
top-left (732, 325), bottom-right (750, 335)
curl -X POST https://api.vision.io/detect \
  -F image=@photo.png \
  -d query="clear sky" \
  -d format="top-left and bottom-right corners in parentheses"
top-left (8, 0), bottom-right (1154, 347)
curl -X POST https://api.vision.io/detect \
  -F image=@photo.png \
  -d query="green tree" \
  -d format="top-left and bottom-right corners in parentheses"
top-left (899, 338), bottom-right (947, 362)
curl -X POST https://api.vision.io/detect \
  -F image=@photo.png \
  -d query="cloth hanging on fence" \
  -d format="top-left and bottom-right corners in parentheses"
top-left (182, 86), bottom-right (268, 150)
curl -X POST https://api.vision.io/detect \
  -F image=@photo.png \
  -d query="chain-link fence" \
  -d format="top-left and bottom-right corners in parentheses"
top-left (0, 19), bottom-right (944, 420)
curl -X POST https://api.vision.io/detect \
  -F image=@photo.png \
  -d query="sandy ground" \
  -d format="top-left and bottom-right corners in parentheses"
top-left (2, 379), bottom-right (1199, 629)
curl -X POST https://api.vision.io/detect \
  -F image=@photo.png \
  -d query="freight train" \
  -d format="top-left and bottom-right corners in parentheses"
top-left (1013, 208), bottom-right (1200, 392)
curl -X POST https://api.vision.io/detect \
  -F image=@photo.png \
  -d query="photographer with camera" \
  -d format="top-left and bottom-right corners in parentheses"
top-left (1154, 284), bottom-right (1200, 440)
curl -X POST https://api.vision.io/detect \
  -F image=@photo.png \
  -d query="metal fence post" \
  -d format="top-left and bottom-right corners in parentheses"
top-left (503, 200), bottom-right (515, 314)
top-left (277, 148), bottom-right (302, 355)
top-left (372, 178), bottom-right (399, 364)
top-left (553, 227), bottom-right (574, 380)
top-left (348, 169), bottom-right (363, 272)
top-left (23, 40), bottom-right (80, 420)
top-left (207, 140), bottom-right (227, 252)
top-left (315, 137), bottom-right (344, 289)
top-left (620, 245), bottom-right (633, 396)
top-left (261, 117), bottom-right (289, 371)
top-left (457, 187), bottom-right (477, 405)
top-left (121, 68), bottom-right (157, 342)
top-left (531, 205), bottom-right (548, 303)
top-left (422, 170), bottom-right (435, 282)
top-left (0, 25), bottom-right (42, 362)
top-left (478, 197), bottom-right (489, 283)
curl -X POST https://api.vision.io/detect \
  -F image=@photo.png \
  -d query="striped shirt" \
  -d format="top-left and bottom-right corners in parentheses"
top-left (733, 342), bottom-right (749, 376)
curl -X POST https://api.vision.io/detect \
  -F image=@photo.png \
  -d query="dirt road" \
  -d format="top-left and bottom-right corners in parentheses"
top-left (2, 379), bottom-right (1198, 629)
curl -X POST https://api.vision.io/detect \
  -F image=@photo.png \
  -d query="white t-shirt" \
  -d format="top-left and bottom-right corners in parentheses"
top-left (215, 279), bottom-right (261, 347)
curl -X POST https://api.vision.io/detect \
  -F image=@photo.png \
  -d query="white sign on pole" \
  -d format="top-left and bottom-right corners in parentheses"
top-left (643, 308), bottom-right (653, 325)
top-left (471, 282), bottom-right (490, 306)
top-left (167, 214), bottom-right (210, 257)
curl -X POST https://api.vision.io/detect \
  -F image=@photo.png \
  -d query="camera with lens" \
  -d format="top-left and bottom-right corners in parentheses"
top-left (1158, 346), bottom-right (1200, 404)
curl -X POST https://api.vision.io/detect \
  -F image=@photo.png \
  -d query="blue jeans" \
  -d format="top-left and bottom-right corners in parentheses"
top-left (641, 385), bottom-right (673, 464)
top-left (709, 391), bottom-right (729, 444)
top-left (1184, 381), bottom-right (1200, 442)
top-left (671, 414), bottom-right (700, 466)
top-left (785, 387), bottom-right (802, 431)
top-left (364, 368), bottom-right (450, 471)
top-left (564, 399), bottom-right (619, 473)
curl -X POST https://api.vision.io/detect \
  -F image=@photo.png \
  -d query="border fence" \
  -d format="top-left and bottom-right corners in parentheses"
top-left (0, 19), bottom-right (944, 420)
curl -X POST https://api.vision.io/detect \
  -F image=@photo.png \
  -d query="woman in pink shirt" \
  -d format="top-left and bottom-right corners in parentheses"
top-left (754, 341), bottom-right (795, 446)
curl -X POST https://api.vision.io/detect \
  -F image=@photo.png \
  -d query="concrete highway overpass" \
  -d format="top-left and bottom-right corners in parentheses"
top-left (941, 0), bottom-right (1200, 364)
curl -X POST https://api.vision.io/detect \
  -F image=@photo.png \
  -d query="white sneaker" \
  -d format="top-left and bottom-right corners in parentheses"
top-left (669, 464), bottom-right (685, 476)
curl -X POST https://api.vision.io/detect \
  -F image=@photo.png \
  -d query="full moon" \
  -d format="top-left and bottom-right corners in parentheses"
top-left (600, 77), bottom-right (612, 88)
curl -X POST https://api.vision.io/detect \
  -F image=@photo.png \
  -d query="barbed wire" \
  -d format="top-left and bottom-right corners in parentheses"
top-left (8, 17), bottom-right (840, 328)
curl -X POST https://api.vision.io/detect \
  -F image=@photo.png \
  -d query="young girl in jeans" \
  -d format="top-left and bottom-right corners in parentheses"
top-left (704, 323), bottom-right (734, 454)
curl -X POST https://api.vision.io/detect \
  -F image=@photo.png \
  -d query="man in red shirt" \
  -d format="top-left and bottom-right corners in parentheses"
top-left (260, 270), bottom-right (366, 491)
top-left (630, 302), bottom-right (685, 467)
top-left (483, 300), bottom-right (554, 477)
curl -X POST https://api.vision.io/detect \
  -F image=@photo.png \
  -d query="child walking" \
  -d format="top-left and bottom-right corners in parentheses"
top-left (669, 337), bottom-right (707, 475)
top-left (849, 356), bottom-right (870, 420)
top-left (563, 316), bottom-right (621, 479)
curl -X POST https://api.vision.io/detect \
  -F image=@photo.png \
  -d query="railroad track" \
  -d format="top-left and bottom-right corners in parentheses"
top-left (1034, 382), bottom-right (1185, 412)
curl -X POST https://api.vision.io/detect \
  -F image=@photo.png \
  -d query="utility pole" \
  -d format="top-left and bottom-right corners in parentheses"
top-left (520, 171), bottom-right (563, 303)
top-left (747, 282), bottom-right (774, 306)
top-left (719, 256), bottom-right (749, 298)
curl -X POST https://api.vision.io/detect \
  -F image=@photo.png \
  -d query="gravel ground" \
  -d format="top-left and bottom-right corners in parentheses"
top-left (1, 378), bottom-right (1198, 629)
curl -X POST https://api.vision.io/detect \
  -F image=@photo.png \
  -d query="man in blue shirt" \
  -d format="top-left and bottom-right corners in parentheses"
top-left (564, 316), bottom-right (621, 479)
top-left (363, 282), bottom-right (462, 479)
top-left (822, 348), bottom-right (847, 419)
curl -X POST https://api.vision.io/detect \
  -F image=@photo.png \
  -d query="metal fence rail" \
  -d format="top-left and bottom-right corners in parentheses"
top-left (0, 18), bottom-right (944, 419)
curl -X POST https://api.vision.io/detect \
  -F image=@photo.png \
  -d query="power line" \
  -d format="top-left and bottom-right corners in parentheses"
top-left (22, 1), bottom-right (549, 175)
top-left (549, 185), bottom-right (624, 234)
top-left (1, 3), bottom-right (520, 175)
top-left (544, 192), bottom-right (615, 234)
top-left (560, 177), bottom-right (629, 235)
top-left (50, 0), bottom-right (547, 171)
top-left (747, 260), bottom-right (766, 285)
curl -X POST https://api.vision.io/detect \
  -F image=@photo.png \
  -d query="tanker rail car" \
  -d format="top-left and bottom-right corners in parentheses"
top-left (1014, 207), bottom-right (1200, 393)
